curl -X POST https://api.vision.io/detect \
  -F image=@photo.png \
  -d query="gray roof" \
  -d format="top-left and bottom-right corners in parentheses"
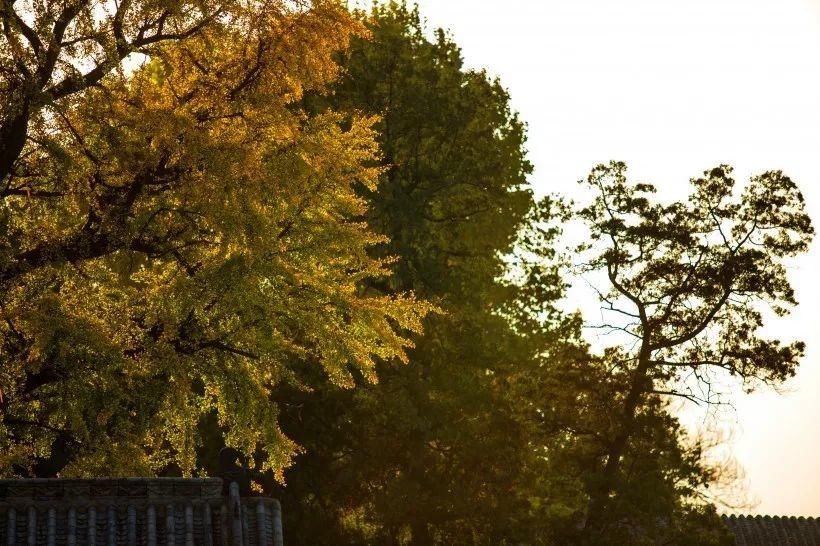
top-left (0, 478), bottom-right (282, 545)
top-left (722, 514), bottom-right (820, 546)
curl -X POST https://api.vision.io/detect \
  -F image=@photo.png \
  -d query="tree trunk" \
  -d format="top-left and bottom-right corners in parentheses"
top-left (584, 352), bottom-right (653, 533)
top-left (0, 101), bottom-right (31, 184)
top-left (410, 521), bottom-right (434, 546)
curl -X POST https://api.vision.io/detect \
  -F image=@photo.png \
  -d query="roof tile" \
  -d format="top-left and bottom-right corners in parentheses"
top-left (722, 514), bottom-right (820, 546)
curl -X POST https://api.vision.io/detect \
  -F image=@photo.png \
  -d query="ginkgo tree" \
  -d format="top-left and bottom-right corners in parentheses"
top-left (575, 162), bottom-right (813, 538)
top-left (0, 1), bottom-right (431, 478)
top-left (0, 0), bottom-right (235, 181)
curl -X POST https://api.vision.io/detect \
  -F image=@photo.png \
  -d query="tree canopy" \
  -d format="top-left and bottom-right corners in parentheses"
top-left (0, 0), bottom-right (430, 477)
top-left (268, 4), bottom-right (568, 544)
top-left (572, 162), bottom-right (812, 542)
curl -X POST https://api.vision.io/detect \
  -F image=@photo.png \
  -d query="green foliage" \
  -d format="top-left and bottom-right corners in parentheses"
top-left (268, 3), bottom-right (566, 544)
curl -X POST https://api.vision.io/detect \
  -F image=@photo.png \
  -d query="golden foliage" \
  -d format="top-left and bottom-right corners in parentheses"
top-left (0, 0), bottom-right (432, 477)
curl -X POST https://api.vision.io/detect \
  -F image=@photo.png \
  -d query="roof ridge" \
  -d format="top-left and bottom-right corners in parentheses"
top-left (722, 514), bottom-right (819, 520)
top-left (721, 513), bottom-right (820, 546)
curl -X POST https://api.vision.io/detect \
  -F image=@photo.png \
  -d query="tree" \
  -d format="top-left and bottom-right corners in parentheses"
top-left (501, 196), bottom-right (735, 546)
top-left (266, 4), bottom-right (569, 544)
top-left (0, 1), bottom-right (430, 477)
top-left (574, 162), bottom-right (813, 540)
top-left (0, 0), bottom-right (232, 182)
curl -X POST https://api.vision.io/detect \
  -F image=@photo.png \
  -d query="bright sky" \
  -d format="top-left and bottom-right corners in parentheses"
top-left (396, 0), bottom-right (820, 516)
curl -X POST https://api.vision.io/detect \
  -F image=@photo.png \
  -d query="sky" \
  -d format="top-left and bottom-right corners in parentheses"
top-left (373, 0), bottom-right (820, 516)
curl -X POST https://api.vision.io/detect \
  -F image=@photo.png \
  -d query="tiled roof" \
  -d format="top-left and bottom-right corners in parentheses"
top-left (722, 514), bottom-right (820, 546)
top-left (0, 478), bottom-right (283, 545)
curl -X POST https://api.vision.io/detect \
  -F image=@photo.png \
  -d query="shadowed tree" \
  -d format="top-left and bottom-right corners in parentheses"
top-left (502, 194), bottom-right (736, 546)
top-left (265, 4), bottom-right (571, 544)
top-left (574, 162), bottom-right (813, 540)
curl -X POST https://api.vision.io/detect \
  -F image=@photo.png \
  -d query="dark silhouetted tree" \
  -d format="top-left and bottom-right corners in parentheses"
top-left (574, 162), bottom-right (813, 541)
top-left (267, 4), bottom-right (573, 544)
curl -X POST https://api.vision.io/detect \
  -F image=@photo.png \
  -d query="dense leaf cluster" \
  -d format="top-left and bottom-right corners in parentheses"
top-left (0, 0), bottom-right (430, 476)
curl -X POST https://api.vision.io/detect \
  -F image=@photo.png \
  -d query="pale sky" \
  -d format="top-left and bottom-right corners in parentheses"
top-left (395, 0), bottom-right (820, 516)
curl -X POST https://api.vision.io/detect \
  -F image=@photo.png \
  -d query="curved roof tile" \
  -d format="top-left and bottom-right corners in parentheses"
top-left (722, 514), bottom-right (820, 546)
